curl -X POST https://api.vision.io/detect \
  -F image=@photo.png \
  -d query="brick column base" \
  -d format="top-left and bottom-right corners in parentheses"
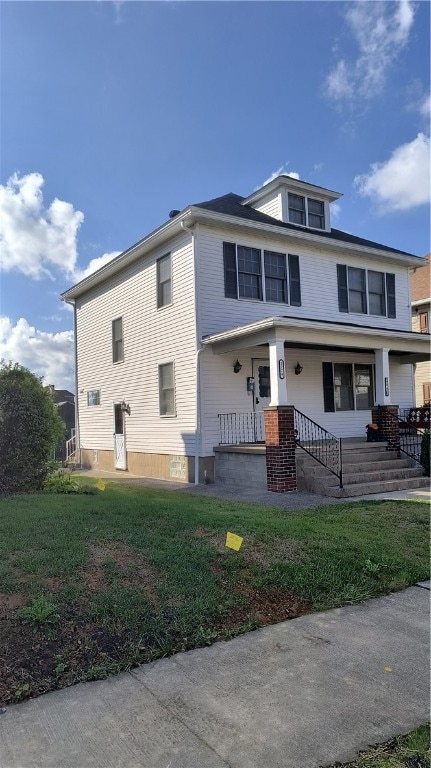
top-left (264, 406), bottom-right (297, 493)
top-left (371, 405), bottom-right (400, 452)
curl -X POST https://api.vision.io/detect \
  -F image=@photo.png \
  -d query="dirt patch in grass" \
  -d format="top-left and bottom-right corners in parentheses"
top-left (0, 592), bottom-right (26, 612)
top-left (86, 541), bottom-right (160, 603)
top-left (193, 528), bottom-right (305, 564)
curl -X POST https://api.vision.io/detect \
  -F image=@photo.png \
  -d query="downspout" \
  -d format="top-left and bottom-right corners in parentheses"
top-left (69, 298), bottom-right (81, 465)
top-left (181, 220), bottom-right (202, 485)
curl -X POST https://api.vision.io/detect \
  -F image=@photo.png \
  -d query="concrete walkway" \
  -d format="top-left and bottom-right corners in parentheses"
top-left (1, 584), bottom-right (429, 768)
top-left (78, 469), bottom-right (430, 509)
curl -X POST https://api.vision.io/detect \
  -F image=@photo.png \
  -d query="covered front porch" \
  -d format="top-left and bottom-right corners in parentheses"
top-left (201, 316), bottom-right (430, 493)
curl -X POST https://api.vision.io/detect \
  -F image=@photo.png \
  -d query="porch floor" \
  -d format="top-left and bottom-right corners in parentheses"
top-left (215, 437), bottom-right (377, 452)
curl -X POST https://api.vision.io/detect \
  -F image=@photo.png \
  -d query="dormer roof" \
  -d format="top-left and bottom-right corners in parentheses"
top-left (242, 175), bottom-right (342, 207)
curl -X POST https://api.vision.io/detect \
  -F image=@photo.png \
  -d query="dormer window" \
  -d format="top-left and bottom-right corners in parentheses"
top-left (288, 193), bottom-right (325, 229)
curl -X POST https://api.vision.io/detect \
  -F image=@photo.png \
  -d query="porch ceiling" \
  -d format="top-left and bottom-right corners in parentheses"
top-left (202, 316), bottom-right (430, 362)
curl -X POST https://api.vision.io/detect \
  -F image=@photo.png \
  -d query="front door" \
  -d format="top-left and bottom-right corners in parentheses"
top-left (252, 358), bottom-right (271, 442)
top-left (113, 403), bottom-right (127, 469)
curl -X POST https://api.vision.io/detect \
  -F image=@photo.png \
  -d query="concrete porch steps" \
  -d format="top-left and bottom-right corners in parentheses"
top-left (296, 441), bottom-right (429, 498)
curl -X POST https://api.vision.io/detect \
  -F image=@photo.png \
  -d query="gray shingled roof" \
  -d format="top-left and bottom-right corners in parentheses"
top-left (193, 193), bottom-right (416, 257)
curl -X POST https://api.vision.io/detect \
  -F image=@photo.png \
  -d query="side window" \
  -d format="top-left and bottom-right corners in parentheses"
top-left (159, 362), bottom-right (175, 416)
top-left (112, 317), bottom-right (123, 363)
top-left (87, 390), bottom-right (100, 406)
top-left (157, 253), bottom-right (172, 308)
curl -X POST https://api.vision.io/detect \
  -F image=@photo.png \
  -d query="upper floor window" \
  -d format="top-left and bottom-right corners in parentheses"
top-left (223, 242), bottom-right (301, 306)
top-left (112, 317), bottom-right (124, 363)
top-left (337, 265), bottom-right (396, 318)
top-left (157, 253), bottom-right (172, 308)
top-left (288, 193), bottom-right (325, 230)
top-left (87, 390), bottom-right (100, 406)
top-left (419, 312), bottom-right (429, 333)
top-left (159, 362), bottom-right (175, 416)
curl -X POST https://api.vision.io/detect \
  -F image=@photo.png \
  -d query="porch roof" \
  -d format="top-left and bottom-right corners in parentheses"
top-left (202, 315), bottom-right (431, 362)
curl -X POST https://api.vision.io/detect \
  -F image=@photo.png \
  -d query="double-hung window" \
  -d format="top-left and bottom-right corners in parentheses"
top-left (237, 246), bottom-right (262, 300)
top-left (337, 265), bottom-right (396, 318)
top-left (419, 312), bottom-right (429, 333)
top-left (223, 242), bottom-right (301, 306)
top-left (159, 362), bottom-right (175, 416)
top-left (323, 362), bottom-right (374, 412)
top-left (157, 253), bottom-right (172, 308)
top-left (87, 390), bottom-right (100, 406)
top-left (112, 317), bottom-right (123, 363)
top-left (288, 193), bottom-right (325, 229)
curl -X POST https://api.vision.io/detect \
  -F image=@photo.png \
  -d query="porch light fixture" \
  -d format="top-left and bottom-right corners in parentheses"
top-left (233, 360), bottom-right (242, 374)
top-left (294, 362), bottom-right (303, 376)
top-left (120, 400), bottom-right (131, 415)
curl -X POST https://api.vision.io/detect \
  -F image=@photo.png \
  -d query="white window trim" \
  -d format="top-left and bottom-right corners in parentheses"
top-left (87, 389), bottom-right (101, 406)
top-left (333, 362), bottom-right (375, 412)
top-left (157, 253), bottom-right (173, 310)
top-left (346, 267), bottom-right (389, 318)
top-left (158, 361), bottom-right (176, 418)
top-left (233, 245), bottom-right (290, 305)
top-left (284, 190), bottom-right (328, 231)
top-left (112, 317), bottom-right (124, 364)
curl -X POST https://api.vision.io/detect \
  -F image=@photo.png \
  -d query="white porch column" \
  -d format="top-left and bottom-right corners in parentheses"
top-left (269, 336), bottom-right (288, 406)
top-left (374, 348), bottom-right (391, 405)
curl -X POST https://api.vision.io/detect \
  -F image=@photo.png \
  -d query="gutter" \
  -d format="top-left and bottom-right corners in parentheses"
top-left (181, 220), bottom-right (202, 486)
top-left (71, 299), bottom-right (80, 465)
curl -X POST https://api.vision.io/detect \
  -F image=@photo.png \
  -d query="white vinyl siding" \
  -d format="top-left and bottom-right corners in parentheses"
top-left (75, 232), bottom-right (196, 456)
top-left (196, 224), bottom-right (411, 338)
top-left (254, 191), bottom-right (282, 221)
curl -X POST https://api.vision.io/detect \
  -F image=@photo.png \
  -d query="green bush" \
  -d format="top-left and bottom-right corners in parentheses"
top-left (0, 362), bottom-right (65, 494)
top-left (43, 470), bottom-right (96, 495)
top-left (20, 596), bottom-right (60, 623)
top-left (420, 430), bottom-right (430, 476)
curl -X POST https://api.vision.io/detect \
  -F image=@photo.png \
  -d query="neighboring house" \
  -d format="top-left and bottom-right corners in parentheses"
top-left (61, 175), bottom-right (429, 490)
top-left (410, 254), bottom-right (431, 406)
top-left (47, 386), bottom-right (75, 459)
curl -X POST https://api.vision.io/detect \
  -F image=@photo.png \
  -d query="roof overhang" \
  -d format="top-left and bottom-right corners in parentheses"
top-left (202, 316), bottom-right (431, 362)
top-left (242, 176), bottom-right (342, 207)
top-left (61, 203), bottom-right (422, 302)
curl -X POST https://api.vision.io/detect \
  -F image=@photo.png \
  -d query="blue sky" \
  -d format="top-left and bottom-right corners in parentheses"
top-left (1, 0), bottom-right (430, 389)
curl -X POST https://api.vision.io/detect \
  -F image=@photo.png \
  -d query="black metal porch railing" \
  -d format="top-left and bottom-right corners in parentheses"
top-left (218, 411), bottom-right (265, 444)
top-left (378, 406), bottom-right (427, 467)
top-left (294, 408), bottom-right (343, 488)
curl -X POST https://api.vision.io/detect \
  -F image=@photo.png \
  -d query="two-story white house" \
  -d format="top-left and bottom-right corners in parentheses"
top-left (62, 175), bottom-right (430, 493)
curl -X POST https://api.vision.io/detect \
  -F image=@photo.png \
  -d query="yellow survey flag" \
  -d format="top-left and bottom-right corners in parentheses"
top-left (96, 479), bottom-right (106, 491)
top-left (225, 532), bottom-right (243, 551)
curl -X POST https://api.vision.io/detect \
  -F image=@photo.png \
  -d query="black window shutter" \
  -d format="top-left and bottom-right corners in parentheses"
top-left (288, 254), bottom-right (301, 306)
top-left (337, 264), bottom-right (349, 313)
top-left (386, 273), bottom-right (396, 318)
top-left (322, 362), bottom-right (335, 412)
top-left (223, 242), bottom-right (237, 299)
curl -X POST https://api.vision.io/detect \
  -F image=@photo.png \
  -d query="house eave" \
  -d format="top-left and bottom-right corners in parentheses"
top-left (242, 176), bottom-right (342, 207)
top-left (202, 316), bottom-right (431, 358)
top-left (61, 209), bottom-right (195, 301)
top-left (187, 207), bottom-right (420, 266)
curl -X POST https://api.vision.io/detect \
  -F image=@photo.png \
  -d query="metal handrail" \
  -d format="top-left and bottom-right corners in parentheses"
top-left (218, 412), bottom-right (265, 444)
top-left (66, 435), bottom-right (76, 460)
top-left (377, 406), bottom-right (426, 467)
top-left (294, 408), bottom-right (343, 488)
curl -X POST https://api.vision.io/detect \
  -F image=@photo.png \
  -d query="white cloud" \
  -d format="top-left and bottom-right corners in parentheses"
top-left (419, 93), bottom-right (431, 119)
top-left (260, 165), bottom-right (300, 188)
top-left (0, 316), bottom-right (74, 390)
top-left (331, 202), bottom-right (341, 222)
top-left (354, 133), bottom-right (431, 212)
top-left (73, 251), bottom-right (122, 283)
top-left (0, 172), bottom-right (84, 280)
top-left (0, 171), bottom-right (122, 284)
top-left (325, 0), bottom-right (416, 103)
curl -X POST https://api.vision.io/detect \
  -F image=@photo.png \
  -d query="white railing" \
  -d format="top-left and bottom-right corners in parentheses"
top-left (218, 412), bottom-right (265, 444)
top-left (65, 434), bottom-right (76, 460)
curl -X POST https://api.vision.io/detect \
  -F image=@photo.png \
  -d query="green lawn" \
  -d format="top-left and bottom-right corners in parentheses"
top-left (0, 480), bottom-right (429, 705)
top-left (325, 724), bottom-right (430, 767)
